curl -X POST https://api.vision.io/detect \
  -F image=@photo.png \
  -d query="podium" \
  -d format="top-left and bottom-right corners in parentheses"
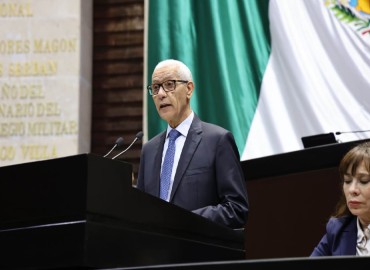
top-left (0, 154), bottom-right (245, 269)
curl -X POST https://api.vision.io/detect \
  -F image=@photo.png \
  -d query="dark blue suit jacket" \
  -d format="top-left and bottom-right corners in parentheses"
top-left (136, 114), bottom-right (249, 229)
top-left (311, 215), bottom-right (357, 256)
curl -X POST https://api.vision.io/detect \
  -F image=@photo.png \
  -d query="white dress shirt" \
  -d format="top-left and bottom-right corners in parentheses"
top-left (356, 218), bottom-right (370, 256)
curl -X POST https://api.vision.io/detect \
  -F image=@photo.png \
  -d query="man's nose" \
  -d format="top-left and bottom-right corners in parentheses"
top-left (157, 85), bottom-right (167, 95)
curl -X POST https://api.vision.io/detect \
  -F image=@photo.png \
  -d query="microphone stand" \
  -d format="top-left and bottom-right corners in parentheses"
top-left (103, 137), bottom-right (124, 158)
top-left (112, 131), bottom-right (143, 160)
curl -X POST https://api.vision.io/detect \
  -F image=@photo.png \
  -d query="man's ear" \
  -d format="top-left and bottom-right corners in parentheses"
top-left (187, 81), bottom-right (194, 98)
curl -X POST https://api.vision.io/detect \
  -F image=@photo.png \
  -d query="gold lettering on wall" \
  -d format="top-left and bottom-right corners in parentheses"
top-left (0, 102), bottom-right (61, 118)
top-left (33, 38), bottom-right (77, 53)
top-left (1, 83), bottom-right (44, 99)
top-left (0, 145), bottom-right (16, 161)
top-left (0, 2), bottom-right (33, 17)
top-left (0, 122), bottom-right (26, 136)
top-left (27, 121), bottom-right (78, 135)
top-left (21, 144), bottom-right (57, 160)
top-left (8, 61), bottom-right (58, 76)
top-left (0, 120), bottom-right (78, 137)
top-left (0, 0), bottom-right (86, 165)
top-left (0, 38), bottom-right (79, 55)
top-left (0, 103), bottom-right (34, 117)
top-left (0, 39), bottom-right (31, 54)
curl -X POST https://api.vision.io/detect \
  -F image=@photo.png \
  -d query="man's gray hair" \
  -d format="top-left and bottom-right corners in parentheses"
top-left (155, 59), bottom-right (193, 81)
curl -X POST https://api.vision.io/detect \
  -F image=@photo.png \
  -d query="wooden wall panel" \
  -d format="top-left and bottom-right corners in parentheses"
top-left (92, 0), bottom-right (144, 184)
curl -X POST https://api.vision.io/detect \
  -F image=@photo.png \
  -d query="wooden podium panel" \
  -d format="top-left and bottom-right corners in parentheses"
top-left (0, 154), bottom-right (245, 269)
top-left (241, 139), bottom-right (370, 259)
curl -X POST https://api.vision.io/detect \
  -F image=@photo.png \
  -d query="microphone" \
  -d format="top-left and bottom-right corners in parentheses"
top-left (335, 130), bottom-right (370, 135)
top-left (112, 131), bottom-right (143, 160)
top-left (103, 137), bottom-right (124, 158)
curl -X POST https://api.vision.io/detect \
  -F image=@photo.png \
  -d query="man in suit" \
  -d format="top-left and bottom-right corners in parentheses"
top-left (137, 59), bottom-right (249, 229)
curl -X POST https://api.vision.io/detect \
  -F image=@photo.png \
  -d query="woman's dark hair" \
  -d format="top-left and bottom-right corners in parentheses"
top-left (332, 141), bottom-right (370, 218)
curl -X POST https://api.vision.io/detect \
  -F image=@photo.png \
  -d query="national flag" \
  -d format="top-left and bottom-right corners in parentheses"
top-left (144, 0), bottom-right (370, 161)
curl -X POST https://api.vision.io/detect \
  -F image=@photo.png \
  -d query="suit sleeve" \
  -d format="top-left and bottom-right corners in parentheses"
top-left (192, 131), bottom-right (249, 229)
top-left (310, 218), bottom-right (335, 256)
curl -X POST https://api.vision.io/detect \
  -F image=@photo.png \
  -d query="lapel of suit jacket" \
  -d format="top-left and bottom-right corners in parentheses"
top-left (153, 131), bottom-right (167, 197)
top-left (337, 215), bottom-right (357, 255)
top-left (169, 115), bottom-right (202, 201)
top-left (342, 216), bottom-right (358, 255)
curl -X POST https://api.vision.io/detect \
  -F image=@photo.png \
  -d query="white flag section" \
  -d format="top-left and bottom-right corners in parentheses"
top-left (242, 0), bottom-right (370, 160)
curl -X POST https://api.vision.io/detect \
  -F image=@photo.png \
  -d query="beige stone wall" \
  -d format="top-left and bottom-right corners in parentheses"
top-left (0, 0), bottom-right (92, 166)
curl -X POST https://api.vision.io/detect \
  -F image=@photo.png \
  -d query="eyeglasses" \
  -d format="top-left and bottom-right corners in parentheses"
top-left (147, 80), bottom-right (188, 96)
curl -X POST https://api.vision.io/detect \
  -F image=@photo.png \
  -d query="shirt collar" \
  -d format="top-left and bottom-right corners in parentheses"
top-left (166, 111), bottom-right (194, 137)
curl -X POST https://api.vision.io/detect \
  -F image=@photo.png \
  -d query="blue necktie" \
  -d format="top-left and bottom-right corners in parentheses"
top-left (160, 129), bottom-right (181, 200)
